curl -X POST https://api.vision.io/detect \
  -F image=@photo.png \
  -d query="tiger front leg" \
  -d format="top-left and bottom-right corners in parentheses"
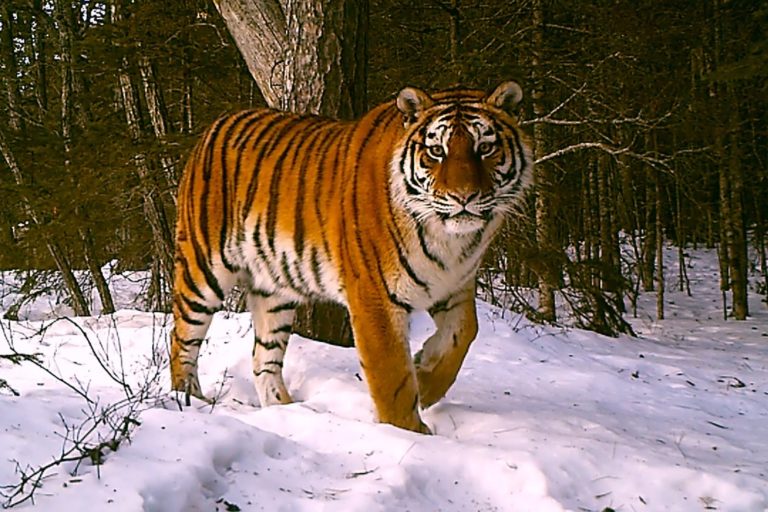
top-left (415, 284), bottom-right (479, 408)
top-left (349, 289), bottom-right (430, 434)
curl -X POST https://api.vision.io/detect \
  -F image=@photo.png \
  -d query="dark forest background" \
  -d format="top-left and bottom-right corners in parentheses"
top-left (0, 0), bottom-right (766, 336)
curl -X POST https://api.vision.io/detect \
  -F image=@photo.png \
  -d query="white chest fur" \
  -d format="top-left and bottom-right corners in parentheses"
top-left (391, 215), bottom-right (501, 310)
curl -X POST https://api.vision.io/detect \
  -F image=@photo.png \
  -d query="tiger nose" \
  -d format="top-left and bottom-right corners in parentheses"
top-left (447, 191), bottom-right (479, 205)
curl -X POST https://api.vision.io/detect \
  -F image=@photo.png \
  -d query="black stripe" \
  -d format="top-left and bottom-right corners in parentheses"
top-left (252, 217), bottom-right (282, 285)
top-left (387, 225), bottom-right (430, 291)
top-left (177, 307), bottom-right (205, 326)
top-left (292, 258), bottom-right (311, 294)
top-left (177, 337), bottom-right (205, 348)
top-left (460, 229), bottom-right (485, 262)
top-left (201, 116), bottom-right (229, 182)
top-left (337, 124), bottom-right (361, 279)
top-left (294, 120), bottom-right (333, 258)
top-left (219, 111), bottom-right (255, 272)
top-left (242, 115), bottom-right (300, 223)
top-left (428, 298), bottom-right (450, 315)
top-left (178, 253), bottom-right (206, 300)
top-left (393, 373), bottom-right (409, 401)
top-left (190, 235), bottom-right (225, 302)
top-left (373, 250), bottom-right (413, 313)
top-left (416, 223), bottom-right (446, 270)
top-left (270, 324), bottom-right (293, 335)
top-left (199, 117), bottom-right (231, 263)
top-left (267, 301), bottom-right (299, 313)
top-left (309, 246), bottom-right (325, 293)
top-left (254, 336), bottom-right (286, 350)
top-left (347, 109), bottom-right (398, 280)
top-left (180, 293), bottom-right (216, 315)
top-left (280, 252), bottom-right (301, 292)
top-left (266, 120), bottom-right (316, 252)
top-left (233, 110), bottom-right (274, 149)
top-left (313, 126), bottom-right (346, 267)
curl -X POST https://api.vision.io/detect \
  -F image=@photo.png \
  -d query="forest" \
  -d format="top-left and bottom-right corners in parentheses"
top-left (1, 0), bottom-right (766, 337)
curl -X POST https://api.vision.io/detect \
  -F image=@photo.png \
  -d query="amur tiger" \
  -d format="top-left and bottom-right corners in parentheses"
top-left (170, 81), bottom-right (533, 433)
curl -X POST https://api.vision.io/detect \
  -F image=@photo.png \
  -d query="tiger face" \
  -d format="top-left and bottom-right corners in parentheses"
top-left (392, 81), bottom-right (533, 234)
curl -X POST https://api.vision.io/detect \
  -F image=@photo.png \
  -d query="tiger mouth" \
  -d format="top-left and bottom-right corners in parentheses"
top-left (438, 210), bottom-right (489, 221)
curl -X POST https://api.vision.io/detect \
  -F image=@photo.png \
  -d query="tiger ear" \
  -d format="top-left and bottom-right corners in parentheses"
top-left (486, 81), bottom-right (524, 113)
top-left (396, 87), bottom-right (434, 125)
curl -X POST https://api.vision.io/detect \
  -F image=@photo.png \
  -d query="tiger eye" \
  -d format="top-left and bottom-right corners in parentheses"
top-left (477, 142), bottom-right (494, 156)
top-left (427, 145), bottom-right (445, 160)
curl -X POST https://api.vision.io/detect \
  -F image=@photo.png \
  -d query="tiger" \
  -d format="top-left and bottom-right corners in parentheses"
top-left (170, 81), bottom-right (533, 434)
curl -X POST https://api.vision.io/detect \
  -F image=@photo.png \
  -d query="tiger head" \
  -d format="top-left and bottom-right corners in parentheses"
top-left (391, 81), bottom-right (533, 235)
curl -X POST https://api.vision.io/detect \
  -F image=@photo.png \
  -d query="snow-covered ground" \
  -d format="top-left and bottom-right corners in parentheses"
top-left (1, 248), bottom-right (766, 511)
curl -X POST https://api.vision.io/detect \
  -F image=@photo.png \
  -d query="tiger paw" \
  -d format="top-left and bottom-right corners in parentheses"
top-left (172, 376), bottom-right (207, 405)
top-left (416, 365), bottom-right (451, 409)
top-left (416, 419), bottom-right (433, 435)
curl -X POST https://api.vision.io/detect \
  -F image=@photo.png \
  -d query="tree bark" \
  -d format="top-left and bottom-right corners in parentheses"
top-left (654, 167), bottom-right (664, 321)
top-left (531, 0), bottom-right (557, 322)
top-left (1, 4), bottom-right (24, 132)
top-left (117, 62), bottom-right (175, 289)
top-left (213, 0), bottom-right (368, 120)
top-left (641, 164), bottom-right (656, 292)
top-left (726, 85), bottom-right (748, 319)
top-left (138, 55), bottom-right (178, 193)
top-left (32, 0), bottom-right (48, 116)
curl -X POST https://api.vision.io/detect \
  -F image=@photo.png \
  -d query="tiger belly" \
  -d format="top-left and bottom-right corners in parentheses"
top-left (231, 228), bottom-right (346, 306)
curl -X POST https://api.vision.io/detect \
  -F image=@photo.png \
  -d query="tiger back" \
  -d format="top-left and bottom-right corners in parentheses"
top-left (170, 81), bottom-right (533, 433)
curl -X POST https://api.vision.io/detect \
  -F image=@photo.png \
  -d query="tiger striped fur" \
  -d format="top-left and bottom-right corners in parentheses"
top-left (170, 81), bottom-right (533, 433)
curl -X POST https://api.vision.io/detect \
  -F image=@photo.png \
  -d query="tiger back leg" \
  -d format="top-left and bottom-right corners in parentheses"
top-left (170, 245), bottom-right (236, 400)
top-left (248, 291), bottom-right (296, 406)
top-left (414, 283), bottom-right (479, 408)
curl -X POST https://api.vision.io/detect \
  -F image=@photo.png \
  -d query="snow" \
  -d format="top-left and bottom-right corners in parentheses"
top-left (1, 248), bottom-right (767, 511)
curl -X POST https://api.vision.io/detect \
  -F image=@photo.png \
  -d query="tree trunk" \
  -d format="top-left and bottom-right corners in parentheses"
top-left (117, 63), bottom-right (175, 289)
top-left (1, 4), bottom-right (24, 132)
top-left (726, 86), bottom-right (748, 319)
top-left (655, 168), bottom-right (664, 321)
top-left (80, 229), bottom-right (115, 314)
top-left (138, 55), bottom-right (178, 193)
top-left (213, 0), bottom-right (368, 345)
top-left (32, 0), bottom-right (48, 116)
top-left (597, 151), bottom-right (622, 311)
top-left (214, 0), bottom-right (368, 120)
top-left (641, 164), bottom-right (656, 292)
top-left (531, 0), bottom-right (557, 322)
